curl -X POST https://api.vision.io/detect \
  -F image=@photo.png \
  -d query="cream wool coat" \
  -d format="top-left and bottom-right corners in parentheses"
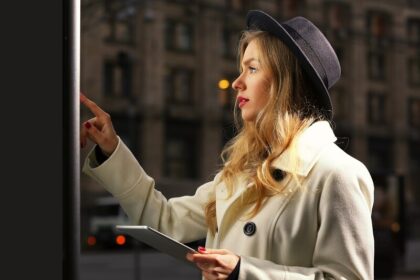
top-left (83, 121), bottom-right (375, 280)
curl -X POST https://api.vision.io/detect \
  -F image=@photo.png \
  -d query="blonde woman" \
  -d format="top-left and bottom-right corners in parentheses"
top-left (81, 10), bottom-right (374, 280)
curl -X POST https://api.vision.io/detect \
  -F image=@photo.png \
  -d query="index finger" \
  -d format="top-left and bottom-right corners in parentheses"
top-left (80, 93), bottom-right (107, 118)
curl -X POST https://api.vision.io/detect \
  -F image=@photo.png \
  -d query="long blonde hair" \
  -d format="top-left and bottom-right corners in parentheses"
top-left (205, 30), bottom-right (325, 235)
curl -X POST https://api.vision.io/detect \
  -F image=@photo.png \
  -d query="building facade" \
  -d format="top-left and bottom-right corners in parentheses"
top-left (80, 0), bottom-right (420, 244)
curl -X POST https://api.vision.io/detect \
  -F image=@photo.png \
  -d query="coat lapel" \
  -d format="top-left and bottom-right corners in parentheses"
top-left (215, 174), bottom-right (295, 236)
top-left (215, 121), bottom-right (337, 235)
top-left (215, 173), bottom-right (250, 229)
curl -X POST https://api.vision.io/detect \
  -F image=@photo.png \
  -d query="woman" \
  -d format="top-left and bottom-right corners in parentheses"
top-left (81, 10), bottom-right (374, 280)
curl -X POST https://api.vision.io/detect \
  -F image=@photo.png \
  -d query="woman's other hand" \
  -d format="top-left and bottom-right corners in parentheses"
top-left (80, 92), bottom-right (118, 156)
top-left (186, 247), bottom-right (240, 280)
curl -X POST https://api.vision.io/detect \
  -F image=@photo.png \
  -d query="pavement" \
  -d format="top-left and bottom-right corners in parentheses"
top-left (393, 239), bottom-right (420, 280)
top-left (80, 249), bottom-right (200, 280)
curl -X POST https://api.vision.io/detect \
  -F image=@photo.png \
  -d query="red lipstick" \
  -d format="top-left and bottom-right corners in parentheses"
top-left (237, 96), bottom-right (249, 108)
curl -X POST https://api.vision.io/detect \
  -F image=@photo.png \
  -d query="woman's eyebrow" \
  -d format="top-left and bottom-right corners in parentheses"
top-left (241, 57), bottom-right (259, 67)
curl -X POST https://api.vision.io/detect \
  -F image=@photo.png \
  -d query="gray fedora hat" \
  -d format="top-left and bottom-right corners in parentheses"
top-left (246, 10), bottom-right (341, 120)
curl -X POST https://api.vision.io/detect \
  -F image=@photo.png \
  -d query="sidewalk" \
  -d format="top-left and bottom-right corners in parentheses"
top-left (393, 239), bottom-right (420, 280)
top-left (401, 239), bottom-right (420, 273)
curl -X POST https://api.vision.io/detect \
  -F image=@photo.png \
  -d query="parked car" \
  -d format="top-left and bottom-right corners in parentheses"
top-left (85, 196), bottom-right (133, 250)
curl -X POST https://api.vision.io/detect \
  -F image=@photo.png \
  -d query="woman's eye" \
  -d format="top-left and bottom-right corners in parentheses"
top-left (249, 66), bottom-right (257, 73)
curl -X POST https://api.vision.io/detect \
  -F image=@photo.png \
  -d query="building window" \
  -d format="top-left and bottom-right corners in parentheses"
top-left (367, 11), bottom-right (390, 38)
top-left (366, 10), bottom-right (392, 47)
top-left (367, 51), bottom-right (386, 81)
top-left (165, 19), bottom-right (194, 52)
top-left (368, 92), bottom-right (387, 124)
top-left (408, 97), bottom-right (420, 128)
top-left (324, 1), bottom-right (351, 39)
top-left (104, 0), bottom-right (136, 44)
top-left (407, 18), bottom-right (420, 46)
top-left (408, 57), bottom-right (420, 87)
top-left (331, 88), bottom-right (348, 121)
top-left (164, 120), bottom-right (199, 179)
top-left (165, 68), bottom-right (194, 105)
top-left (103, 52), bottom-right (133, 98)
top-left (222, 26), bottom-right (240, 59)
top-left (368, 137), bottom-right (393, 173)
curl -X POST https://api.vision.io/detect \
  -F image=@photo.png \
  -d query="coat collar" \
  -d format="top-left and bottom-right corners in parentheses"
top-left (271, 121), bottom-right (336, 177)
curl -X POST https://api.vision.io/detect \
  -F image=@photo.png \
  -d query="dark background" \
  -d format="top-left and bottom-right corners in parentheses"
top-left (1, 0), bottom-right (62, 280)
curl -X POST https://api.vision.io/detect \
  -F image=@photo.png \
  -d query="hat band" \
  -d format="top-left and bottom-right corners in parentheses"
top-left (282, 25), bottom-right (329, 89)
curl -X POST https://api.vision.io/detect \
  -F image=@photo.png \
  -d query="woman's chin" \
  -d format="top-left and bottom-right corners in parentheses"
top-left (241, 112), bottom-right (256, 122)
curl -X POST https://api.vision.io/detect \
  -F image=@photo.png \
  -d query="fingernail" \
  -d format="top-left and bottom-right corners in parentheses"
top-left (84, 122), bottom-right (91, 129)
top-left (198, 246), bottom-right (206, 252)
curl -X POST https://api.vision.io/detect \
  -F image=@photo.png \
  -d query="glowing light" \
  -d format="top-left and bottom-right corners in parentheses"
top-left (116, 235), bottom-right (126, 245)
top-left (391, 222), bottom-right (400, 233)
top-left (87, 236), bottom-right (96, 246)
top-left (218, 79), bottom-right (230, 90)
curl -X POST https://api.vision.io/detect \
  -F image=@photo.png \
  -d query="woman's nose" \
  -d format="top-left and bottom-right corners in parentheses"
top-left (232, 76), bottom-right (244, 91)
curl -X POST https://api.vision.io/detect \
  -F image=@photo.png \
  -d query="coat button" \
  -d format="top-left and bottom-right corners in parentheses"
top-left (243, 222), bottom-right (256, 236)
top-left (272, 169), bottom-right (285, 181)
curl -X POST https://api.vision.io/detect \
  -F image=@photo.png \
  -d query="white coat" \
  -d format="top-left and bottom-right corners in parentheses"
top-left (83, 121), bottom-right (375, 279)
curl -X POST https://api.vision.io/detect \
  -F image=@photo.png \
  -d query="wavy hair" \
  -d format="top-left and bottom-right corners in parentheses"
top-left (204, 30), bottom-right (325, 235)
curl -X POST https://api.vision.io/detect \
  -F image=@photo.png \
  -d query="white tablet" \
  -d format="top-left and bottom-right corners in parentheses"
top-left (116, 225), bottom-right (198, 264)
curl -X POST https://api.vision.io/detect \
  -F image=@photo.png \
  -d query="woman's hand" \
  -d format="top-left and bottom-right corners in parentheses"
top-left (80, 93), bottom-right (118, 156)
top-left (186, 247), bottom-right (240, 280)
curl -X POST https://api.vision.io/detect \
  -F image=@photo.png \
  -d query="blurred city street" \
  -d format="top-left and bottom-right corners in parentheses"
top-left (80, 249), bottom-right (201, 280)
top-left (80, 241), bottom-right (420, 280)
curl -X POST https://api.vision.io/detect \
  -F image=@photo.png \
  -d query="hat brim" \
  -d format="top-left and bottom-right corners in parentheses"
top-left (246, 10), bottom-right (333, 120)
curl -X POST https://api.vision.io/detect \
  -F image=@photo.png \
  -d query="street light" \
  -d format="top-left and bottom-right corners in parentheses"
top-left (218, 79), bottom-right (230, 90)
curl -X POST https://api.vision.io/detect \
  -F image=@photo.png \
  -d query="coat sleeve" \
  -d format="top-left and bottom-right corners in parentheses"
top-left (82, 137), bottom-right (216, 243)
top-left (237, 161), bottom-right (375, 280)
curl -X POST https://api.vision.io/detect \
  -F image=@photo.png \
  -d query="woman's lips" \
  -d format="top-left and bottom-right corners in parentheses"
top-left (238, 96), bottom-right (249, 108)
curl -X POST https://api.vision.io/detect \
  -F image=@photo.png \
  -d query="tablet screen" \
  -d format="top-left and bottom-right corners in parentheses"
top-left (116, 225), bottom-right (198, 265)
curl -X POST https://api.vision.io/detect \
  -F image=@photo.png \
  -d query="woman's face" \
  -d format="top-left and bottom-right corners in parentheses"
top-left (232, 40), bottom-right (272, 122)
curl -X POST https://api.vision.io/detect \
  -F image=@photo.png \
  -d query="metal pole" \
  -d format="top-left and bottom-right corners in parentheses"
top-left (63, 0), bottom-right (80, 279)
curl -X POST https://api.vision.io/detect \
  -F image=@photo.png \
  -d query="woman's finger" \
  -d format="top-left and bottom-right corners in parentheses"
top-left (202, 270), bottom-right (224, 280)
top-left (80, 93), bottom-right (109, 120)
top-left (190, 254), bottom-right (218, 263)
top-left (84, 121), bottom-right (104, 146)
top-left (202, 270), bottom-right (217, 280)
top-left (186, 252), bottom-right (195, 262)
top-left (195, 260), bottom-right (215, 271)
top-left (201, 248), bottom-right (230, 255)
top-left (80, 117), bottom-right (99, 148)
top-left (80, 93), bottom-right (118, 155)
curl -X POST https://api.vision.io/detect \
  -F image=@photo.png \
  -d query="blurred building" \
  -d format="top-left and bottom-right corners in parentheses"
top-left (80, 0), bottom-right (420, 260)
